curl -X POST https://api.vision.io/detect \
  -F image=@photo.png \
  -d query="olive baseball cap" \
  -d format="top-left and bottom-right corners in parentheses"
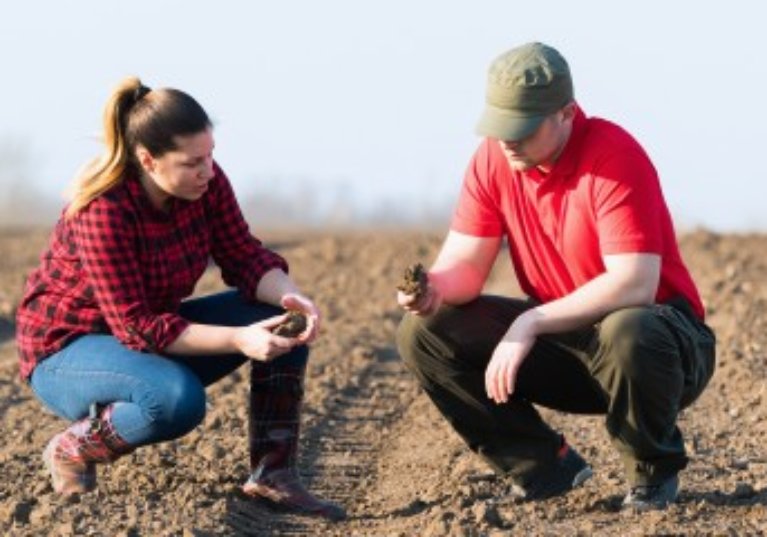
top-left (476, 42), bottom-right (573, 141)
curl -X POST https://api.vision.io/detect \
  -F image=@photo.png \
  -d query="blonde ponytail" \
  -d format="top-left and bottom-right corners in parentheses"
top-left (66, 77), bottom-right (145, 217)
top-left (65, 77), bottom-right (211, 217)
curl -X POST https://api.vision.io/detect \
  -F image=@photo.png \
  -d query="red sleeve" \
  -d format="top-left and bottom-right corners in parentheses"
top-left (71, 199), bottom-right (189, 353)
top-left (592, 148), bottom-right (664, 255)
top-left (206, 164), bottom-right (288, 299)
top-left (451, 139), bottom-right (505, 237)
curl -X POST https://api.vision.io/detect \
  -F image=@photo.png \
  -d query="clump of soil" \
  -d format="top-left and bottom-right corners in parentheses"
top-left (273, 310), bottom-right (308, 337)
top-left (397, 263), bottom-right (428, 299)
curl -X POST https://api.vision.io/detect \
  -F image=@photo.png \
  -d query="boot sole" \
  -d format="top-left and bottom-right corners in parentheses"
top-left (42, 435), bottom-right (95, 496)
top-left (242, 483), bottom-right (347, 521)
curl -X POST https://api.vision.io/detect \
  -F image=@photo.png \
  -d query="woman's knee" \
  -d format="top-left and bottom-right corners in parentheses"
top-left (180, 290), bottom-right (283, 327)
top-left (145, 368), bottom-right (207, 438)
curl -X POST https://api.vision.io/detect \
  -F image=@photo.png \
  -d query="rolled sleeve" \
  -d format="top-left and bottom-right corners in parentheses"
top-left (71, 198), bottom-right (190, 352)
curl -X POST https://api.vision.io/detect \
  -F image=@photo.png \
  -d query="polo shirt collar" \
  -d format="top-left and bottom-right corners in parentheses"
top-left (526, 103), bottom-right (588, 182)
top-left (553, 103), bottom-right (587, 177)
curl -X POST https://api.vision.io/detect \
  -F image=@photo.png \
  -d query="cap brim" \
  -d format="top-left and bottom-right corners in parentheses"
top-left (475, 105), bottom-right (546, 141)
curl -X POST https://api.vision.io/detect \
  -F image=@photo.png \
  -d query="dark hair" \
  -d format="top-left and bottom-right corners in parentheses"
top-left (126, 87), bottom-right (211, 159)
top-left (67, 76), bottom-right (211, 216)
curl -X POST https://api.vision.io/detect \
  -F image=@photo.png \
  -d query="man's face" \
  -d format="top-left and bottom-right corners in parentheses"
top-left (498, 105), bottom-right (574, 172)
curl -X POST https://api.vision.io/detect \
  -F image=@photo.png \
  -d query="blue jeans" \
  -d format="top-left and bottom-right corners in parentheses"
top-left (30, 290), bottom-right (308, 446)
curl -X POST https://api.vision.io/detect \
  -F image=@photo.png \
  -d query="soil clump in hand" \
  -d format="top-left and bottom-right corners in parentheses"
top-left (397, 263), bottom-right (429, 299)
top-left (273, 310), bottom-right (308, 337)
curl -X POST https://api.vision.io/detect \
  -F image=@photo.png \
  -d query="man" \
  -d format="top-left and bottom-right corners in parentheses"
top-left (396, 42), bottom-right (715, 510)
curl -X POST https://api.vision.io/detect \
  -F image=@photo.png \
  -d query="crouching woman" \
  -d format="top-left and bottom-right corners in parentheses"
top-left (15, 77), bottom-right (344, 521)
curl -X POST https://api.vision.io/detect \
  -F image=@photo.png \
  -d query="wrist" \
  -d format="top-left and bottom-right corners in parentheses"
top-left (256, 268), bottom-right (296, 306)
top-left (513, 309), bottom-right (542, 337)
top-left (426, 272), bottom-right (444, 301)
top-left (230, 326), bottom-right (244, 353)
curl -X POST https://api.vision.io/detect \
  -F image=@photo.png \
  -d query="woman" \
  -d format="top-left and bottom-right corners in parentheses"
top-left (15, 77), bottom-right (345, 521)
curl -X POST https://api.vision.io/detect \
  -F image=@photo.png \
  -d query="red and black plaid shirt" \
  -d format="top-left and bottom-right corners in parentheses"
top-left (16, 162), bottom-right (287, 380)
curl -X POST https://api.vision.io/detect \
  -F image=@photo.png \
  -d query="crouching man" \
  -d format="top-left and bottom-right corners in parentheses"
top-left (396, 42), bottom-right (715, 510)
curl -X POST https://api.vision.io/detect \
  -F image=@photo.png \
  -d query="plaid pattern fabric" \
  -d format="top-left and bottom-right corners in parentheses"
top-left (60, 404), bottom-right (132, 461)
top-left (248, 360), bottom-right (305, 471)
top-left (17, 163), bottom-right (287, 380)
top-left (243, 358), bottom-right (349, 521)
top-left (42, 404), bottom-right (133, 495)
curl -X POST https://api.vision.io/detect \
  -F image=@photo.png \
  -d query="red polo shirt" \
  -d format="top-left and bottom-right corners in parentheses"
top-left (452, 106), bottom-right (704, 319)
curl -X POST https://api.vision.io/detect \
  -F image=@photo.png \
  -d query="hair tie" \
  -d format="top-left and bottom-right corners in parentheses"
top-left (133, 84), bottom-right (151, 104)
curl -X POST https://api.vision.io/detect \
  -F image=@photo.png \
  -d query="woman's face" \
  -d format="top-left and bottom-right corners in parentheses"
top-left (136, 128), bottom-right (215, 209)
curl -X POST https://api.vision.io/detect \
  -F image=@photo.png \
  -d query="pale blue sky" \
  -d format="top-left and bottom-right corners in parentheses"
top-left (1, 1), bottom-right (765, 230)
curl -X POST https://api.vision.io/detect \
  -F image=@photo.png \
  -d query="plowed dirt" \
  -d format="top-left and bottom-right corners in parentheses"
top-left (0, 228), bottom-right (765, 536)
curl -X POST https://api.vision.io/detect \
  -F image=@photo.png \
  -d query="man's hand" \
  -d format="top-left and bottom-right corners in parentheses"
top-left (397, 283), bottom-right (443, 316)
top-left (485, 311), bottom-right (538, 403)
top-left (396, 231), bottom-right (502, 316)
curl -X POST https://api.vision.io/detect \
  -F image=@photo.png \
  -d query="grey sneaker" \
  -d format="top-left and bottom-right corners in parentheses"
top-left (508, 441), bottom-right (593, 501)
top-left (622, 474), bottom-right (679, 511)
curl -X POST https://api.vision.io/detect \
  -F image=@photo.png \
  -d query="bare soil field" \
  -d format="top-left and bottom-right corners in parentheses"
top-left (0, 227), bottom-right (765, 536)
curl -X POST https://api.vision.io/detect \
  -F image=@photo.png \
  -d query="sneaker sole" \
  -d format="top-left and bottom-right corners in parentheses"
top-left (572, 465), bottom-right (594, 489)
top-left (509, 464), bottom-right (594, 501)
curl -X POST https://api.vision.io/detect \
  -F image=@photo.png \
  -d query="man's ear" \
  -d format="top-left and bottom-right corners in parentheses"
top-left (561, 102), bottom-right (577, 122)
top-left (135, 145), bottom-right (155, 174)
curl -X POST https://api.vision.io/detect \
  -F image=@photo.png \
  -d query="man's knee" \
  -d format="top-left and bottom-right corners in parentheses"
top-left (396, 310), bottom-right (463, 379)
top-left (396, 313), bottom-right (423, 369)
top-left (598, 307), bottom-right (677, 377)
top-left (397, 312), bottom-right (440, 368)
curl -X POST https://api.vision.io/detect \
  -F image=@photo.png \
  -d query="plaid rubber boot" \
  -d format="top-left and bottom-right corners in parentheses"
top-left (242, 361), bottom-right (346, 521)
top-left (42, 404), bottom-right (134, 496)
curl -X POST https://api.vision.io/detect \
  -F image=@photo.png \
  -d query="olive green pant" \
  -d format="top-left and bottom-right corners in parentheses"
top-left (396, 295), bottom-right (716, 487)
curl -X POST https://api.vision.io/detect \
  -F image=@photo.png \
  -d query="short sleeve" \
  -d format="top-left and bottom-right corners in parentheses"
top-left (593, 148), bottom-right (665, 255)
top-left (451, 139), bottom-right (505, 237)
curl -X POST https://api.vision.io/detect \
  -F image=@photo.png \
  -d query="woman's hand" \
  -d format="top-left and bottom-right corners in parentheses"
top-left (280, 293), bottom-right (321, 344)
top-left (233, 314), bottom-right (297, 361)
